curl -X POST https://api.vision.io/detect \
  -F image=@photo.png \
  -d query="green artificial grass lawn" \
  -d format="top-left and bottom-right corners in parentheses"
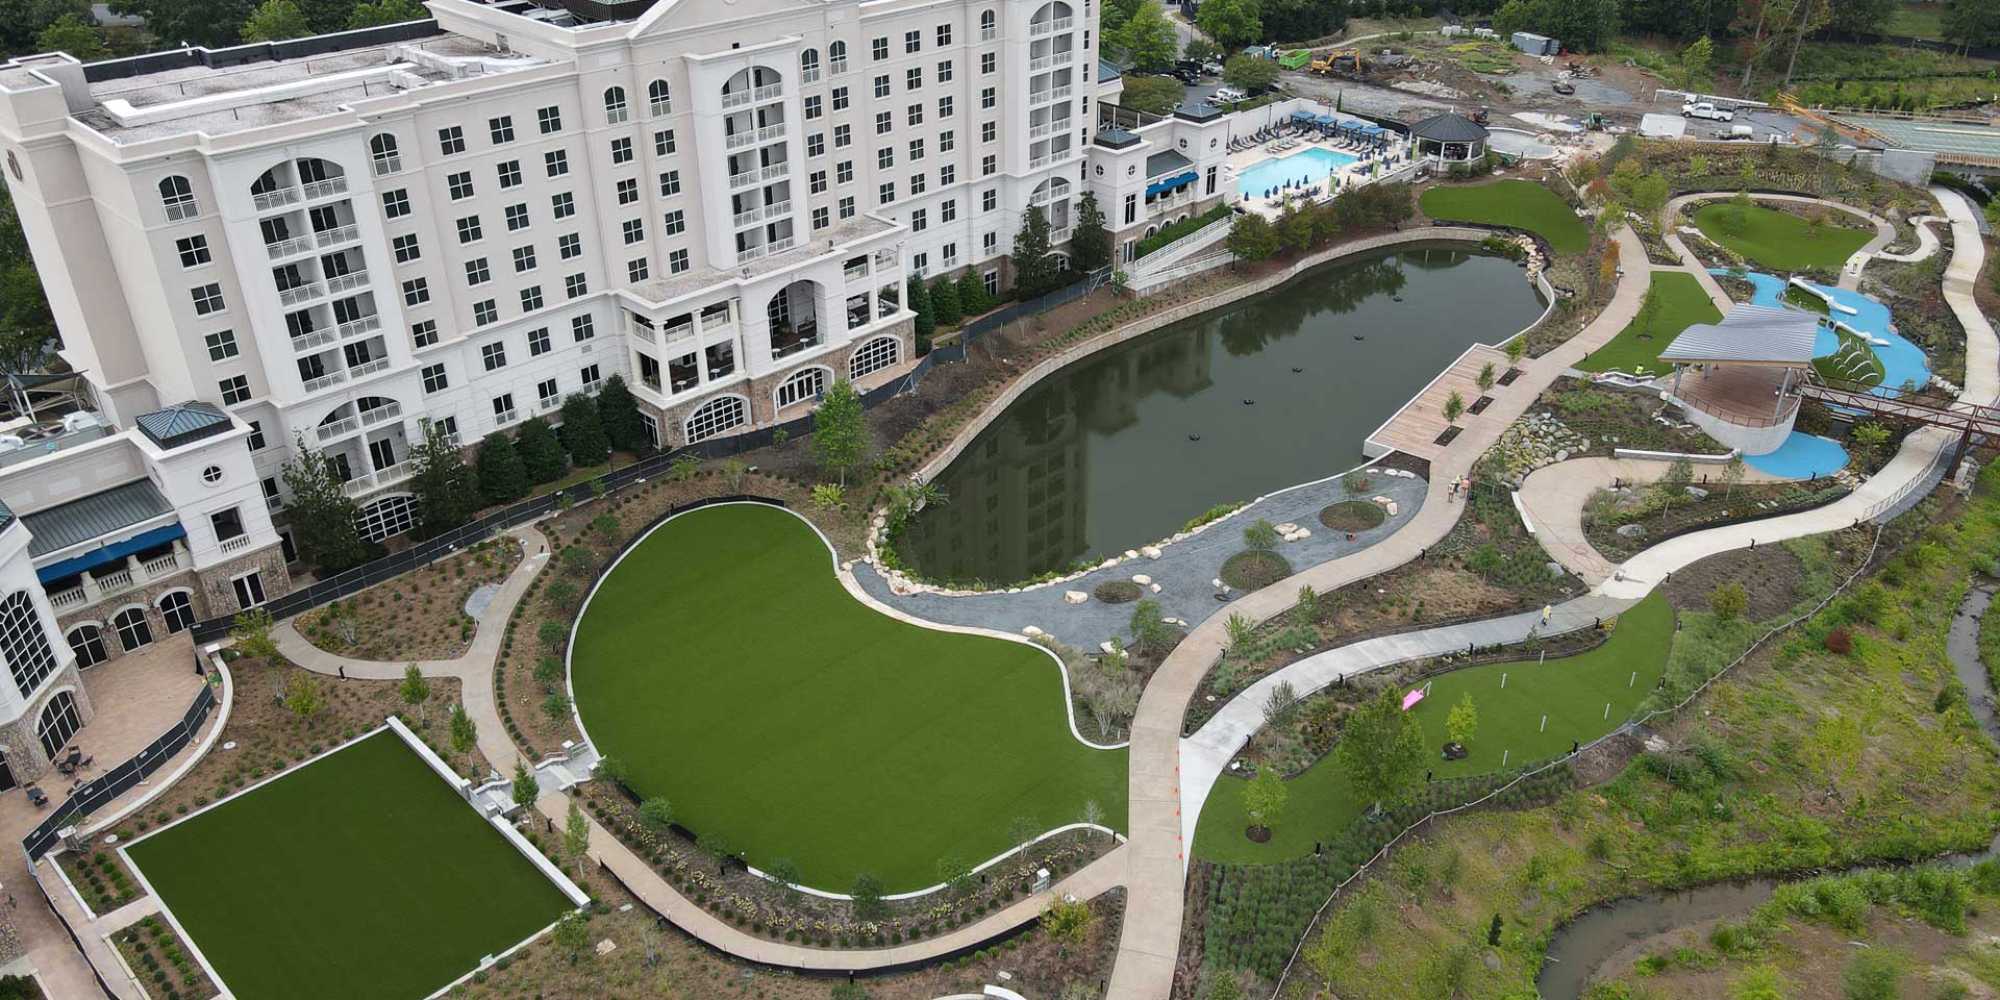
top-left (125, 730), bottom-right (572, 1000)
top-left (1193, 592), bottom-right (1675, 864)
top-left (1418, 179), bottom-right (1590, 254)
top-left (1692, 202), bottom-right (1874, 271)
top-left (1577, 271), bottom-right (1723, 375)
top-left (569, 503), bottom-right (1128, 891)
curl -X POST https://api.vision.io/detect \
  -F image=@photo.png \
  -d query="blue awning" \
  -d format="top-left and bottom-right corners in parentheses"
top-left (1290, 111), bottom-right (1316, 121)
top-left (36, 523), bottom-right (185, 583)
top-left (1144, 170), bottom-right (1200, 196)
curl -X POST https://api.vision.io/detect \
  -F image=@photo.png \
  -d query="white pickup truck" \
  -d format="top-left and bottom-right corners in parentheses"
top-left (1681, 100), bottom-right (1736, 122)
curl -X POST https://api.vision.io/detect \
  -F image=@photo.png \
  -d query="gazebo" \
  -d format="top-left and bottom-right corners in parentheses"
top-left (1659, 305), bottom-right (1824, 455)
top-left (1409, 112), bottom-right (1490, 166)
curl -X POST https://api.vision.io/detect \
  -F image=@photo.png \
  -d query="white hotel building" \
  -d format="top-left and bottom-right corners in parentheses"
top-left (0, 0), bottom-right (1233, 768)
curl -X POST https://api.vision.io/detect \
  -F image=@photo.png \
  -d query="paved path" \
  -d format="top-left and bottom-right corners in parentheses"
top-left (855, 472), bottom-right (1428, 653)
top-left (1100, 224), bottom-right (1654, 999)
top-left (1659, 230), bottom-right (1736, 312)
top-left (274, 522), bottom-right (1116, 973)
top-left (1603, 185), bottom-right (1995, 599)
top-left (1875, 214), bottom-right (1945, 264)
top-left (1518, 455), bottom-right (1792, 585)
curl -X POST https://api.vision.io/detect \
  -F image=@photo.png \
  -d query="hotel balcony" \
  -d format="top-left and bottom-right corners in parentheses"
top-left (47, 543), bottom-right (192, 613)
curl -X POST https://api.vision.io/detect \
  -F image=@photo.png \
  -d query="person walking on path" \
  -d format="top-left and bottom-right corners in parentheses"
top-left (1540, 604), bottom-right (1553, 627)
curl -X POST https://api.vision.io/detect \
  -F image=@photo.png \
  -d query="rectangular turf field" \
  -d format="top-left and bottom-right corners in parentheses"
top-left (124, 728), bottom-right (575, 1000)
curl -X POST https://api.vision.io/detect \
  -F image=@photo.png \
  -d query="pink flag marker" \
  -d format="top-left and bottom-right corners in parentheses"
top-left (1401, 687), bottom-right (1426, 711)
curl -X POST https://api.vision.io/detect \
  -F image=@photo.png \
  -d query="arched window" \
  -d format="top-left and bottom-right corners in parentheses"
top-left (370, 133), bottom-right (401, 175)
top-left (604, 86), bottom-right (629, 123)
top-left (850, 335), bottom-right (900, 380)
top-left (800, 49), bottom-right (821, 82)
top-left (647, 79), bottom-right (671, 116)
top-left (980, 9), bottom-right (996, 38)
top-left (65, 625), bottom-right (106, 669)
top-left (774, 367), bottom-right (828, 410)
top-left (684, 395), bottom-right (747, 443)
top-left (828, 40), bottom-right (848, 74)
top-left (0, 591), bottom-right (57, 698)
top-left (111, 607), bottom-right (152, 653)
top-left (158, 591), bottom-right (195, 634)
top-left (159, 176), bottom-right (197, 221)
top-left (37, 690), bottom-right (80, 760)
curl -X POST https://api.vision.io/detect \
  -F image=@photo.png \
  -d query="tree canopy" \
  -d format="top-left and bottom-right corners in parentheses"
top-left (1492, 0), bottom-right (1622, 51)
top-left (1118, 75), bottom-right (1186, 116)
top-left (1197, 0), bottom-right (1263, 50)
top-left (1334, 687), bottom-right (1428, 815)
top-left (279, 435), bottom-right (371, 573)
top-left (1115, 0), bottom-right (1179, 72)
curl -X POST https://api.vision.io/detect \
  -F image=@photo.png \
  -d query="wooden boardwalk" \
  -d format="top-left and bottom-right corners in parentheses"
top-left (1363, 344), bottom-right (1514, 460)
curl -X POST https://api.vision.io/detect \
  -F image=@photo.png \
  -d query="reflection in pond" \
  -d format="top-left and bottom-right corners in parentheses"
top-left (896, 243), bottom-right (1547, 584)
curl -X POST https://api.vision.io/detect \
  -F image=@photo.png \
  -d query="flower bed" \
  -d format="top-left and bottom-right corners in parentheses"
top-left (55, 846), bottom-right (138, 916)
top-left (113, 915), bottom-right (218, 1000)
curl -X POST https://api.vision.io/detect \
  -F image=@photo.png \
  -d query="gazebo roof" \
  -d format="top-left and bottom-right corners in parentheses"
top-left (1659, 305), bottom-right (1821, 367)
top-left (1409, 112), bottom-right (1490, 143)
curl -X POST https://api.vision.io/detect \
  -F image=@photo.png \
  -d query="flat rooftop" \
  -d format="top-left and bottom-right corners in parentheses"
top-left (59, 32), bottom-right (546, 143)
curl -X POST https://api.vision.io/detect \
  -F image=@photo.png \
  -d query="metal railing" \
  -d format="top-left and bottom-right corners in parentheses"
top-left (335, 314), bottom-right (381, 339)
top-left (325, 270), bottom-right (370, 295)
top-left (301, 370), bottom-right (347, 393)
top-left (316, 414), bottom-right (360, 441)
top-left (360, 401), bottom-right (402, 427)
top-left (301, 176), bottom-right (349, 201)
top-left (1034, 85), bottom-right (1073, 104)
top-left (315, 223), bottom-right (360, 248)
top-left (733, 207), bottom-right (763, 228)
top-left (662, 319), bottom-right (695, 342)
top-left (292, 327), bottom-right (339, 352)
top-left (347, 356), bottom-right (389, 379)
top-left (24, 680), bottom-right (217, 860)
top-left (266, 235), bottom-right (316, 259)
top-left (252, 186), bottom-right (301, 211)
top-left (163, 200), bottom-right (198, 222)
top-left (276, 281), bottom-right (324, 307)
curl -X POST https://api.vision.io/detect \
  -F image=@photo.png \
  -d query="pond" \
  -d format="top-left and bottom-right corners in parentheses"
top-left (895, 243), bottom-right (1548, 585)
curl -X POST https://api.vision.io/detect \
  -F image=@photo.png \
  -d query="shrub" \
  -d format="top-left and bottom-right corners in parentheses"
top-left (1824, 627), bottom-right (1853, 655)
top-left (1093, 580), bottom-right (1143, 603)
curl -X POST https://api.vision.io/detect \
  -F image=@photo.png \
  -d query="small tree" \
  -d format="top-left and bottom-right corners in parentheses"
top-left (1852, 421), bottom-right (1891, 463)
top-left (929, 275), bottom-right (962, 327)
top-left (516, 417), bottom-right (569, 485)
top-left (448, 703), bottom-right (477, 758)
top-left (1130, 598), bottom-right (1173, 655)
top-left (230, 608), bottom-right (280, 661)
top-left (1336, 687), bottom-right (1427, 816)
top-left (36, 14), bottom-right (105, 59)
top-left (511, 762), bottom-right (538, 809)
top-left (408, 420), bottom-right (481, 540)
top-left (811, 379), bottom-right (866, 484)
top-left (564, 799), bottom-right (591, 867)
top-left (552, 910), bottom-right (590, 964)
top-left (1477, 362), bottom-right (1496, 394)
top-left (1226, 213), bottom-right (1279, 262)
top-left (1200, 972), bottom-right (1246, 1000)
top-left (956, 269), bottom-right (994, 316)
top-left (1183, 37), bottom-right (1222, 65)
top-left (1653, 457), bottom-right (1695, 514)
top-left (1244, 768), bottom-right (1288, 834)
top-left (1071, 191), bottom-right (1112, 274)
top-left (850, 873), bottom-right (887, 920)
top-left (1504, 336), bottom-right (1527, 370)
top-left (907, 274), bottom-right (934, 353)
top-left (398, 663), bottom-right (431, 721)
top-left (1243, 518), bottom-right (1280, 551)
top-left (595, 374), bottom-right (649, 453)
top-left (639, 797), bottom-right (674, 832)
top-left (1222, 53), bottom-right (1279, 94)
top-left (1721, 452), bottom-right (1747, 497)
top-left (557, 394), bottom-right (611, 467)
top-left (1442, 390), bottom-right (1465, 428)
top-left (1710, 582), bottom-right (1748, 621)
top-left (1081, 799), bottom-right (1106, 837)
top-left (1040, 898), bottom-right (1096, 951)
top-left (280, 435), bottom-right (371, 572)
top-left (1012, 206), bottom-right (1057, 299)
top-left (1446, 693), bottom-right (1478, 746)
top-left (768, 857), bottom-right (803, 894)
top-left (1117, 75), bottom-right (1185, 115)
top-left (283, 672), bottom-right (323, 720)
top-left (1263, 680), bottom-right (1300, 726)
top-left (476, 432), bottom-right (530, 504)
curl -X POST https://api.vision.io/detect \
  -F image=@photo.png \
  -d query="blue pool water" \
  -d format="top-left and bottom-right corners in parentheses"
top-left (1237, 147), bottom-right (1359, 198)
top-left (1744, 432), bottom-right (1849, 478)
top-left (1712, 269), bottom-right (1930, 393)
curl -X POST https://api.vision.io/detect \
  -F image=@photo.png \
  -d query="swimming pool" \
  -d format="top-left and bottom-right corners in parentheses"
top-left (1237, 147), bottom-right (1359, 199)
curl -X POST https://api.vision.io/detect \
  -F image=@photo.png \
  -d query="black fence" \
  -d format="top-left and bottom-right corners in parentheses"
top-left (23, 676), bottom-right (219, 861)
top-left (188, 266), bottom-right (1113, 646)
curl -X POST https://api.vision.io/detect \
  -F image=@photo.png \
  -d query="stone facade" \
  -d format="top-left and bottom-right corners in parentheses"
top-left (645, 319), bottom-right (916, 446)
top-left (193, 543), bottom-right (292, 621)
top-left (0, 662), bottom-right (95, 783)
top-left (50, 542), bottom-right (290, 668)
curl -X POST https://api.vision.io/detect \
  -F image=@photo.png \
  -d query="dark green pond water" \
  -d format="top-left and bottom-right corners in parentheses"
top-left (897, 243), bottom-right (1548, 584)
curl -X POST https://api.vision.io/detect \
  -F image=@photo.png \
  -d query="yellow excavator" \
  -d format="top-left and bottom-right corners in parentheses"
top-left (1310, 48), bottom-right (1363, 76)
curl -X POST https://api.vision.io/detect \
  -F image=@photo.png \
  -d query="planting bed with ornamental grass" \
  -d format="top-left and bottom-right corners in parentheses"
top-left (1192, 591), bottom-right (1674, 865)
top-left (124, 729), bottom-right (573, 1000)
top-left (569, 502), bottom-right (1127, 892)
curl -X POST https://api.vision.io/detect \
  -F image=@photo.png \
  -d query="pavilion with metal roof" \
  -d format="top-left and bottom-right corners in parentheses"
top-left (1662, 305), bottom-right (1824, 441)
top-left (1409, 112), bottom-right (1489, 166)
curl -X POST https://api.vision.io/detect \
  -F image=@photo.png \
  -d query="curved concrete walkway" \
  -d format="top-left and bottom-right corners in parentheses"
top-left (1875, 214), bottom-right (1945, 264)
top-left (1518, 455), bottom-right (1794, 585)
top-left (272, 523), bottom-right (1122, 974)
top-left (1099, 224), bottom-right (1655, 999)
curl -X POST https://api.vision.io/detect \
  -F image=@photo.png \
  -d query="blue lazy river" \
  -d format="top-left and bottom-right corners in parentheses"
top-left (1710, 270), bottom-right (1934, 478)
top-left (1237, 147), bottom-right (1358, 199)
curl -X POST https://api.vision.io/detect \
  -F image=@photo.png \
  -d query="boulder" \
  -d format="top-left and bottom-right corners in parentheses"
top-left (1064, 590), bottom-right (1089, 605)
top-left (1685, 485), bottom-right (1709, 499)
top-left (1141, 545), bottom-right (1163, 559)
top-left (1022, 626), bottom-right (1045, 638)
top-left (1131, 574), bottom-right (1153, 586)
top-left (1616, 523), bottom-right (1646, 538)
top-left (1150, 583), bottom-right (1162, 593)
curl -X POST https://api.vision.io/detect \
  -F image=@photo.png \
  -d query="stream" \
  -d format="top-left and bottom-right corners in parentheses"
top-left (1535, 581), bottom-right (2000, 999)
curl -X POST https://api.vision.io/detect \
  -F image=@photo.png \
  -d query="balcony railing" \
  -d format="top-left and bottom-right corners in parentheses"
top-left (252, 187), bottom-right (302, 212)
top-left (301, 369), bottom-right (347, 393)
top-left (754, 83), bottom-right (783, 102)
top-left (315, 224), bottom-right (360, 248)
top-left (538, 395), bottom-right (561, 411)
top-left (325, 270), bottom-right (370, 295)
top-left (733, 207), bottom-right (764, 228)
top-left (726, 124), bottom-right (786, 150)
top-left (579, 378), bottom-right (603, 395)
top-left (372, 155), bottom-right (402, 176)
top-left (802, 66), bottom-right (821, 83)
top-left (1035, 85), bottom-right (1073, 104)
top-left (492, 408), bottom-right (518, 426)
top-left (276, 281), bottom-right (325, 307)
top-left (762, 162), bottom-right (789, 181)
top-left (218, 534), bottom-right (251, 554)
top-left (348, 356), bottom-right (390, 379)
top-left (980, 25), bottom-right (997, 41)
top-left (360, 401), bottom-right (402, 427)
top-left (335, 314), bottom-right (380, 339)
top-left (721, 83), bottom-right (783, 109)
top-left (1031, 16), bottom-right (1073, 35)
top-left (736, 235), bottom-right (794, 262)
top-left (302, 176), bottom-right (350, 201)
top-left (1031, 118), bottom-right (1071, 139)
top-left (662, 319), bottom-right (695, 342)
top-left (266, 235), bottom-right (316, 259)
top-left (139, 551), bottom-right (181, 577)
top-left (341, 461), bottom-right (412, 498)
top-left (764, 200), bottom-right (792, 220)
top-left (1029, 53), bottom-right (1057, 71)
top-left (728, 169), bottom-right (761, 190)
top-left (843, 261), bottom-right (869, 281)
top-left (292, 327), bottom-right (339, 352)
top-left (1050, 226), bottom-right (1073, 244)
top-left (46, 545), bottom-right (193, 612)
top-left (163, 201), bottom-right (198, 222)
top-left (316, 414), bottom-right (361, 441)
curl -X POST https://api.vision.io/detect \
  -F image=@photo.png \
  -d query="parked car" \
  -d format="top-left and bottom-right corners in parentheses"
top-left (1681, 100), bottom-right (1735, 122)
top-left (1209, 86), bottom-right (1247, 104)
top-left (1714, 123), bottom-right (1755, 140)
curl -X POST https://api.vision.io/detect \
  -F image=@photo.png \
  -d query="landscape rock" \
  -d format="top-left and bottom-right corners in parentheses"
top-left (1131, 574), bottom-right (1153, 586)
top-left (1064, 590), bottom-right (1088, 605)
top-left (1022, 626), bottom-right (1045, 637)
top-left (1616, 523), bottom-right (1646, 538)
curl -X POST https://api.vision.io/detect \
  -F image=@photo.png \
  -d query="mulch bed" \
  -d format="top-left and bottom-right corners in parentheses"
top-left (297, 537), bottom-right (521, 662)
top-left (1319, 501), bottom-right (1387, 532)
top-left (112, 915), bottom-right (219, 1000)
top-left (1222, 550), bottom-right (1293, 591)
top-left (1433, 426), bottom-right (1463, 446)
top-left (1468, 395), bottom-right (1494, 414)
top-left (1658, 544), bottom-right (1807, 621)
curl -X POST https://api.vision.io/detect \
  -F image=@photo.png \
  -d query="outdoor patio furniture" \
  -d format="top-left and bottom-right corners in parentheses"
top-left (25, 786), bottom-right (46, 808)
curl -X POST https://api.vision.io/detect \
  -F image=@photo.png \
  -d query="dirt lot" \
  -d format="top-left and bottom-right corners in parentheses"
top-left (1659, 545), bottom-right (1807, 621)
